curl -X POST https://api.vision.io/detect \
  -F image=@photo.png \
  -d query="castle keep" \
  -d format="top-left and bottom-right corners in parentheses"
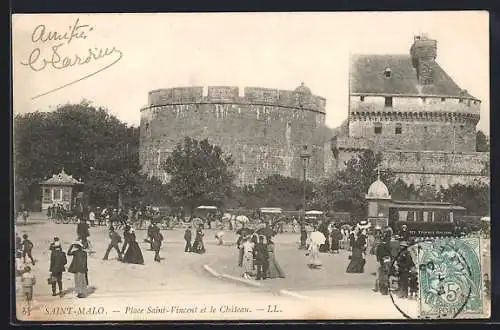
top-left (140, 84), bottom-right (329, 185)
top-left (332, 34), bottom-right (489, 188)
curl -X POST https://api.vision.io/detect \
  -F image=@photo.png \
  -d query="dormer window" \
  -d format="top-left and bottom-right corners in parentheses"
top-left (441, 98), bottom-right (446, 102)
top-left (384, 68), bottom-right (392, 78)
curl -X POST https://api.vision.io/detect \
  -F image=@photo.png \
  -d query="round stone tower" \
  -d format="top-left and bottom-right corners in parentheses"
top-left (139, 84), bottom-right (327, 185)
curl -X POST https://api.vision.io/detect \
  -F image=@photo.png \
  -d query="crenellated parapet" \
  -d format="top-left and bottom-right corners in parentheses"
top-left (349, 110), bottom-right (479, 124)
top-left (146, 86), bottom-right (326, 114)
top-left (349, 95), bottom-right (480, 124)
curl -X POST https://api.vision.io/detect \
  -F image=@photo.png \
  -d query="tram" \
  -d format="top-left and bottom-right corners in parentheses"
top-left (387, 200), bottom-right (466, 237)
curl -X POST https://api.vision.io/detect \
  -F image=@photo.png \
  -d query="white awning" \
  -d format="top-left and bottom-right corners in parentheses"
top-left (196, 206), bottom-right (218, 210)
top-left (259, 208), bottom-right (283, 214)
top-left (306, 210), bottom-right (324, 215)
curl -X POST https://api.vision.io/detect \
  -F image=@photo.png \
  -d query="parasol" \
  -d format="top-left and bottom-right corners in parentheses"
top-left (236, 227), bottom-right (253, 236)
top-left (255, 227), bottom-right (276, 238)
top-left (221, 213), bottom-right (232, 221)
top-left (356, 220), bottom-right (371, 231)
top-left (235, 215), bottom-right (249, 223)
top-left (192, 217), bottom-right (204, 226)
top-left (309, 231), bottom-right (326, 245)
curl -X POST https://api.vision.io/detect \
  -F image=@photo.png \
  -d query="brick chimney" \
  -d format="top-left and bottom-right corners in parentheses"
top-left (410, 34), bottom-right (437, 85)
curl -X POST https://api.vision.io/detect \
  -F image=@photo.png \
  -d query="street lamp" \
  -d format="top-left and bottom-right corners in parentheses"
top-left (300, 145), bottom-right (311, 223)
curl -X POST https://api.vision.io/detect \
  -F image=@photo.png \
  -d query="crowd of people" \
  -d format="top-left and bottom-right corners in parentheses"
top-left (15, 209), bottom-right (210, 304)
top-left (16, 204), bottom-right (424, 306)
top-left (236, 229), bottom-right (286, 280)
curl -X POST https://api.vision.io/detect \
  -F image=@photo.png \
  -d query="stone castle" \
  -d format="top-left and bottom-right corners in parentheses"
top-left (140, 34), bottom-right (489, 188)
top-left (139, 84), bottom-right (330, 185)
top-left (331, 34), bottom-right (489, 188)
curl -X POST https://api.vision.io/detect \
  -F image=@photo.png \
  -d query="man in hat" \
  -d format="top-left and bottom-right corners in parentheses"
top-left (147, 222), bottom-right (158, 250)
top-left (151, 228), bottom-right (163, 262)
top-left (184, 226), bottom-right (192, 252)
top-left (398, 224), bottom-right (410, 242)
top-left (253, 235), bottom-right (269, 280)
top-left (396, 241), bottom-right (414, 299)
top-left (67, 240), bottom-right (88, 298)
top-left (49, 240), bottom-right (67, 296)
top-left (299, 222), bottom-right (307, 250)
top-left (110, 209), bottom-right (120, 229)
top-left (103, 226), bottom-right (122, 261)
top-left (374, 232), bottom-right (392, 294)
top-left (77, 218), bottom-right (90, 246)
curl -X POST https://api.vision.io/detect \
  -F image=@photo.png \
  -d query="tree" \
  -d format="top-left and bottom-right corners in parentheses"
top-left (230, 175), bottom-right (315, 211)
top-left (14, 102), bottom-right (163, 209)
top-left (439, 180), bottom-right (490, 216)
top-left (163, 137), bottom-right (234, 213)
top-left (314, 149), bottom-right (394, 219)
top-left (336, 150), bottom-right (394, 217)
top-left (476, 130), bottom-right (489, 152)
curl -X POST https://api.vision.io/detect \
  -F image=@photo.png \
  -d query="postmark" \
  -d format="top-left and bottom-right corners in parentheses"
top-left (417, 237), bottom-right (483, 319)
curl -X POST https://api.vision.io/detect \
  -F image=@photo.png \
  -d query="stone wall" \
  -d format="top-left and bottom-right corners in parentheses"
top-left (140, 86), bottom-right (327, 186)
top-left (332, 148), bottom-right (489, 188)
top-left (348, 95), bottom-right (480, 152)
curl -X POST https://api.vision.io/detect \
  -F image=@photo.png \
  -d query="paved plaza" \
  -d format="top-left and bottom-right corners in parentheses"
top-left (13, 213), bottom-right (429, 320)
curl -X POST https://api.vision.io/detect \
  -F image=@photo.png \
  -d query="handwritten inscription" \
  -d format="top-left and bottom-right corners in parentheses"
top-left (19, 17), bottom-right (123, 99)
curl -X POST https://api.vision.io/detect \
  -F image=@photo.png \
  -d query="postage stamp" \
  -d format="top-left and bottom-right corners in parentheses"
top-left (417, 237), bottom-right (483, 319)
top-left (11, 11), bottom-right (490, 322)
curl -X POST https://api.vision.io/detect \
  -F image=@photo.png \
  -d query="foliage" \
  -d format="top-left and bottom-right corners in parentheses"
top-left (476, 130), bottom-right (490, 152)
top-left (163, 137), bottom-right (234, 213)
top-left (228, 175), bottom-right (315, 211)
top-left (439, 180), bottom-right (490, 216)
top-left (316, 150), bottom-right (394, 219)
top-left (14, 102), bottom-right (165, 209)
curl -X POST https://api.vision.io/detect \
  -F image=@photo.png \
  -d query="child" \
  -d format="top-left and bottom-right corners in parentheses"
top-left (22, 234), bottom-right (35, 265)
top-left (22, 266), bottom-right (36, 306)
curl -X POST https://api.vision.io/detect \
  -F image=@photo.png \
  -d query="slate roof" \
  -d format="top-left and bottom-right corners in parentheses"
top-left (349, 54), bottom-right (477, 99)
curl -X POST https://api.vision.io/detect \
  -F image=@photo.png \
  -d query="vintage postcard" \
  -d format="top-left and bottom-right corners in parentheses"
top-left (12, 11), bottom-right (490, 321)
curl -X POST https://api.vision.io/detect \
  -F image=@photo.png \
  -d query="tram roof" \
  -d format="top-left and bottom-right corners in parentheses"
top-left (389, 200), bottom-right (466, 211)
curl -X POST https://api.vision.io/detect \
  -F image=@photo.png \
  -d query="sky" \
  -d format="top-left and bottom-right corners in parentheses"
top-left (12, 11), bottom-right (489, 134)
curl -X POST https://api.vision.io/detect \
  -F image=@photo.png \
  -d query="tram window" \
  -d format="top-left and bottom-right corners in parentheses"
top-left (416, 211), bottom-right (424, 222)
top-left (398, 210), bottom-right (408, 221)
top-left (407, 211), bottom-right (415, 222)
top-left (435, 211), bottom-right (450, 223)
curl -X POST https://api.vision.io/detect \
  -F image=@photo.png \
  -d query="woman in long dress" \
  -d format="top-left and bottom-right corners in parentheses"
top-left (266, 238), bottom-right (285, 278)
top-left (241, 237), bottom-right (254, 279)
top-left (192, 226), bottom-right (206, 254)
top-left (346, 229), bottom-right (367, 273)
top-left (307, 235), bottom-right (322, 269)
top-left (122, 228), bottom-right (144, 265)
